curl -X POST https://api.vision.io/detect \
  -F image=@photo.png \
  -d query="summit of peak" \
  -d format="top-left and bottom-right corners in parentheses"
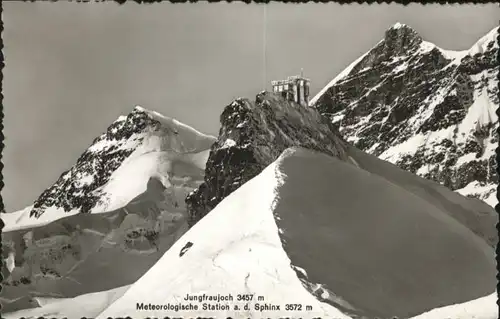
top-left (133, 105), bottom-right (148, 112)
top-left (390, 22), bottom-right (412, 30)
top-left (312, 21), bottom-right (499, 209)
top-left (132, 105), bottom-right (163, 114)
top-left (132, 105), bottom-right (162, 118)
top-left (130, 106), bottom-right (184, 126)
top-left (385, 22), bottom-right (420, 38)
top-left (27, 102), bottom-right (215, 221)
top-left (379, 22), bottom-right (423, 57)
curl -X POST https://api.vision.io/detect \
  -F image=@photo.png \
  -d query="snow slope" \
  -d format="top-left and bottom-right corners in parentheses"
top-left (96, 149), bottom-right (352, 319)
top-left (410, 292), bottom-right (498, 319)
top-left (0, 206), bottom-right (34, 230)
top-left (2, 106), bottom-right (216, 232)
top-left (2, 286), bottom-right (130, 319)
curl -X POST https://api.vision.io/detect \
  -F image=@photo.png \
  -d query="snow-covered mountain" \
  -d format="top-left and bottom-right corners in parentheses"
top-left (2, 24), bottom-right (498, 318)
top-left (3, 106), bottom-right (215, 231)
top-left (26, 106), bottom-right (213, 224)
top-left (0, 106), bottom-right (215, 313)
top-left (311, 23), bottom-right (499, 207)
top-left (6, 146), bottom-right (497, 319)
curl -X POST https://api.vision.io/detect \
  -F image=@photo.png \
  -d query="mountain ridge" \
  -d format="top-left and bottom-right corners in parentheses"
top-left (311, 23), bottom-right (499, 207)
top-left (310, 24), bottom-right (498, 106)
top-left (2, 106), bottom-right (215, 231)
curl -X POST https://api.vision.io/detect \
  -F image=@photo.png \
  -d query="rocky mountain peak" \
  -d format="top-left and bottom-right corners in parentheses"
top-left (312, 25), bottom-right (499, 207)
top-left (386, 22), bottom-right (419, 35)
top-left (185, 92), bottom-right (349, 226)
top-left (29, 106), bottom-right (165, 218)
top-left (346, 23), bottom-right (425, 76)
top-left (384, 22), bottom-right (423, 51)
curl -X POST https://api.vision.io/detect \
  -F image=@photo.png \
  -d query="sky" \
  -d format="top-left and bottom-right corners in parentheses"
top-left (2, 2), bottom-right (499, 212)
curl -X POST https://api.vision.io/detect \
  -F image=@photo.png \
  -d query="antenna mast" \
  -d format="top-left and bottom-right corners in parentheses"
top-left (263, 4), bottom-right (267, 91)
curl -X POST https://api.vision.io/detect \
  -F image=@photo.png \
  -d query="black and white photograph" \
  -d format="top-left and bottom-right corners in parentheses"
top-left (1, 2), bottom-right (499, 318)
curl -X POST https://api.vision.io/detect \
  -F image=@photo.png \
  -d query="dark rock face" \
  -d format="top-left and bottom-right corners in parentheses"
top-left (313, 25), bottom-right (499, 206)
top-left (30, 108), bottom-right (163, 218)
top-left (185, 92), bottom-right (349, 226)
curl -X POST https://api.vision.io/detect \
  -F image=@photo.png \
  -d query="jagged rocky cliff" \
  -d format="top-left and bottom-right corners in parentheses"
top-left (311, 23), bottom-right (499, 207)
top-left (185, 92), bottom-right (350, 226)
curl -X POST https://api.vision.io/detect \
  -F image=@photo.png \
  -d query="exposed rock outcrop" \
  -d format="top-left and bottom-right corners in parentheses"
top-left (185, 92), bottom-right (349, 226)
top-left (312, 24), bottom-right (499, 207)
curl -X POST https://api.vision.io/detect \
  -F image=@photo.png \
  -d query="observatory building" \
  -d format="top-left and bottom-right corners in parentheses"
top-left (271, 71), bottom-right (310, 107)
